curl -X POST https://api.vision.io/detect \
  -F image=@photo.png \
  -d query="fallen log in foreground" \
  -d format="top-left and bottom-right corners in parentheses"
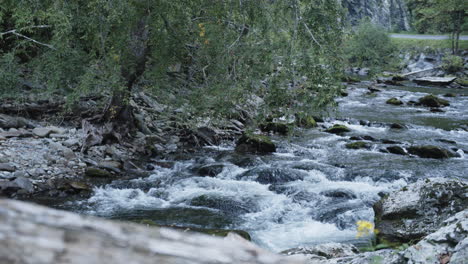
top-left (0, 199), bottom-right (303, 264)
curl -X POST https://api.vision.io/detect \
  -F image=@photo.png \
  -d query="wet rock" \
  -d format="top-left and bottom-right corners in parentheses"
top-left (282, 243), bottom-right (359, 259)
top-left (259, 122), bottom-right (290, 135)
top-left (399, 209), bottom-right (468, 264)
top-left (349, 135), bottom-right (376, 141)
top-left (381, 139), bottom-right (401, 144)
top-left (0, 163), bottom-right (16, 172)
top-left (414, 77), bottom-right (457, 86)
top-left (430, 108), bottom-right (445, 113)
top-left (69, 181), bottom-right (93, 191)
top-left (443, 93), bottom-right (456, 98)
top-left (345, 142), bottom-right (370, 150)
top-left (0, 114), bottom-right (32, 129)
top-left (320, 189), bottom-right (357, 199)
top-left (407, 145), bottom-right (456, 159)
top-left (367, 86), bottom-right (381, 93)
top-left (195, 164), bottom-right (225, 177)
top-left (0, 177), bottom-right (34, 195)
top-left (390, 123), bottom-right (406, 129)
top-left (417, 94), bottom-right (450, 108)
top-left (32, 126), bottom-right (65, 138)
top-left (195, 126), bottom-right (220, 146)
top-left (325, 124), bottom-right (350, 135)
top-left (98, 160), bottom-right (122, 173)
top-left (85, 167), bottom-right (114, 178)
top-left (63, 138), bottom-right (80, 147)
top-left (386, 146), bottom-right (407, 155)
top-left (235, 133), bottom-right (276, 154)
top-left (436, 139), bottom-right (456, 145)
top-left (386, 98), bottom-right (403, 105)
top-left (295, 115), bottom-right (317, 128)
top-left (373, 178), bottom-right (467, 243)
top-left (240, 167), bottom-right (307, 184)
top-left (190, 195), bottom-right (256, 215)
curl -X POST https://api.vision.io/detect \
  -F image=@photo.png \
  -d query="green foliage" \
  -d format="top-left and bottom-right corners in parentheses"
top-left (0, 0), bottom-right (346, 122)
top-left (442, 55), bottom-right (464, 73)
top-left (344, 20), bottom-right (398, 71)
top-left (0, 53), bottom-right (21, 97)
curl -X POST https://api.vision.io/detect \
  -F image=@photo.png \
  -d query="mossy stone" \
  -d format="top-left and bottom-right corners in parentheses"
top-left (85, 167), bottom-right (113, 178)
top-left (418, 95), bottom-right (450, 108)
top-left (345, 141), bottom-right (370, 149)
top-left (325, 124), bottom-right (351, 134)
top-left (235, 133), bottom-right (276, 154)
top-left (386, 98), bottom-right (403, 105)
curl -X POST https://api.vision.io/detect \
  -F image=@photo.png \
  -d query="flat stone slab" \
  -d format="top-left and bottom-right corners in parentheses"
top-left (414, 77), bottom-right (457, 85)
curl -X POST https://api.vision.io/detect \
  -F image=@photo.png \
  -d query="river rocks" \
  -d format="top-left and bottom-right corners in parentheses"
top-left (32, 126), bottom-right (65, 138)
top-left (282, 243), bottom-right (359, 261)
top-left (386, 146), bottom-right (407, 155)
top-left (259, 122), bottom-right (290, 135)
top-left (190, 195), bottom-right (256, 215)
top-left (85, 167), bottom-right (113, 178)
top-left (373, 178), bottom-right (467, 243)
top-left (195, 164), bottom-right (225, 177)
top-left (0, 114), bottom-right (32, 129)
top-left (295, 114), bottom-right (317, 128)
top-left (325, 124), bottom-right (351, 135)
top-left (390, 123), bottom-right (406, 129)
top-left (407, 145), bottom-right (456, 159)
top-left (235, 133), bottom-right (276, 154)
top-left (417, 94), bottom-right (450, 108)
top-left (97, 160), bottom-right (122, 173)
top-left (0, 177), bottom-right (34, 195)
top-left (0, 163), bottom-right (15, 172)
top-left (386, 98), bottom-right (403, 105)
top-left (345, 142), bottom-right (370, 150)
top-left (399, 209), bottom-right (468, 264)
top-left (240, 167), bottom-right (307, 185)
top-left (414, 77), bottom-right (457, 86)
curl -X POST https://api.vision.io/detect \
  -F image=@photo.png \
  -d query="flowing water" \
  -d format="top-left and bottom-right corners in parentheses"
top-left (52, 81), bottom-right (468, 252)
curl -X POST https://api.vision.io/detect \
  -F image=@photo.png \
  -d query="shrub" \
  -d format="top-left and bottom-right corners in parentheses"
top-left (345, 20), bottom-right (398, 71)
top-left (442, 55), bottom-right (464, 73)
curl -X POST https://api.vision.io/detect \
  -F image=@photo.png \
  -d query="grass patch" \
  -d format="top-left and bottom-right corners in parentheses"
top-left (391, 38), bottom-right (468, 51)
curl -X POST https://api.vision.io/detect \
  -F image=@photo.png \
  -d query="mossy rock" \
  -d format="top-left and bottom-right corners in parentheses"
top-left (417, 95), bottom-right (450, 108)
top-left (235, 133), bottom-right (276, 154)
top-left (340, 90), bottom-right (349, 97)
top-left (325, 124), bottom-right (351, 134)
top-left (386, 98), bottom-right (403, 105)
top-left (259, 122), bottom-right (290, 135)
top-left (85, 167), bottom-right (113, 178)
top-left (392, 75), bottom-right (407, 81)
top-left (386, 146), bottom-right (407, 155)
top-left (407, 145), bottom-right (456, 159)
top-left (345, 141), bottom-right (370, 149)
top-left (443, 93), bottom-right (456, 98)
top-left (295, 114), bottom-right (317, 128)
top-left (341, 75), bottom-right (360, 83)
top-left (455, 77), bottom-right (468, 87)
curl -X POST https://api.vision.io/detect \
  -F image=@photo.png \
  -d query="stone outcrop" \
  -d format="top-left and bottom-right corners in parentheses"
top-left (0, 199), bottom-right (303, 264)
top-left (373, 178), bottom-right (467, 243)
top-left (341, 0), bottom-right (411, 31)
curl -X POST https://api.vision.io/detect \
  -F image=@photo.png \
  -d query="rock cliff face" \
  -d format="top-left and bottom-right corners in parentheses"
top-left (342, 0), bottom-right (411, 31)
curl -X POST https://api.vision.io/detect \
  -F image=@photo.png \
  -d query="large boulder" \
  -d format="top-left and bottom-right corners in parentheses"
top-left (373, 178), bottom-right (467, 243)
top-left (407, 145), bottom-right (457, 159)
top-left (325, 124), bottom-right (351, 135)
top-left (417, 94), bottom-right (450, 108)
top-left (235, 133), bottom-right (276, 154)
top-left (386, 98), bottom-right (403, 105)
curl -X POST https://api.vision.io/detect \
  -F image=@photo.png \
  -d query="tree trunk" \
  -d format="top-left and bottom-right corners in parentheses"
top-left (101, 16), bottom-right (151, 137)
top-left (454, 11), bottom-right (463, 54)
top-left (0, 199), bottom-right (303, 264)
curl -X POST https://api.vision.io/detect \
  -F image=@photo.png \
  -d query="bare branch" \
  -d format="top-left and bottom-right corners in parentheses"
top-left (0, 25), bottom-right (55, 50)
top-left (302, 22), bottom-right (322, 49)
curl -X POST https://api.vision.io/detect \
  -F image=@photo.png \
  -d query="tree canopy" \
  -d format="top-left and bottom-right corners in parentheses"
top-left (1, 0), bottom-right (346, 123)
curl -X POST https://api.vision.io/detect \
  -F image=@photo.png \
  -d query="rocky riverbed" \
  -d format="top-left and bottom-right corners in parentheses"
top-left (1, 70), bottom-right (467, 263)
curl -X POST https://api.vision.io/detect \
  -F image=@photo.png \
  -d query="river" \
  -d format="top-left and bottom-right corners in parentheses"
top-left (49, 80), bottom-right (468, 252)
